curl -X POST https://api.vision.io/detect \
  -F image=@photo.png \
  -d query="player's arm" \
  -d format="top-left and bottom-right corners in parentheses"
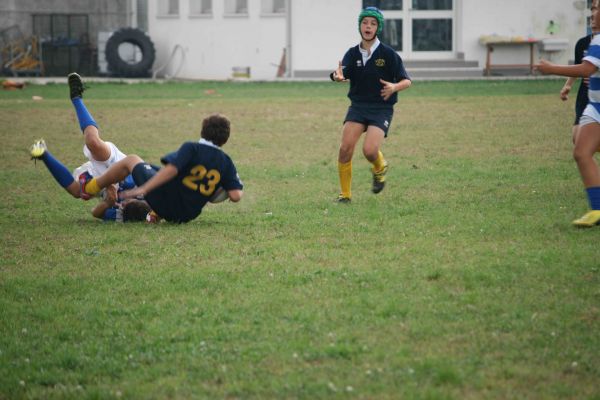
top-left (561, 77), bottom-right (576, 101)
top-left (536, 60), bottom-right (597, 78)
top-left (92, 201), bottom-right (113, 219)
top-left (120, 164), bottom-right (179, 199)
top-left (91, 184), bottom-right (118, 219)
top-left (379, 78), bottom-right (411, 101)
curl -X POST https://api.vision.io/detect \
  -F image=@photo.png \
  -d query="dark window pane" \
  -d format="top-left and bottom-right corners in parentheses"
top-left (412, 0), bottom-right (452, 10)
top-left (52, 15), bottom-right (69, 43)
top-left (381, 19), bottom-right (402, 51)
top-left (168, 0), bottom-right (179, 14)
top-left (69, 15), bottom-right (88, 42)
top-left (33, 15), bottom-right (51, 41)
top-left (412, 19), bottom-right (452, 51)
top-left (362, 0), bottom-right (402, 10)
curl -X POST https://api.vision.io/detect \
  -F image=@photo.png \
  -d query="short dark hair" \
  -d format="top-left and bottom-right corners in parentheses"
top-left (122, 200), bottom-right (152, 222)
top-left (201, 114), bottom-right (230, 147)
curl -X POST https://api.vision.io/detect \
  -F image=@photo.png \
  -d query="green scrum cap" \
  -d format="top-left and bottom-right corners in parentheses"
top-left (358, 7), bottom-right (384, 36)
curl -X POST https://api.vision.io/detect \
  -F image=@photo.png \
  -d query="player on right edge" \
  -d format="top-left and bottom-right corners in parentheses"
top-left (536, 0), bottom-right (600, 227)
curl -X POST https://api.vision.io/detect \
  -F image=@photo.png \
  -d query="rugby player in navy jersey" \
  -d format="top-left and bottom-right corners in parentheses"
top-left (536, 0), bottom-right (600, 226)
top-left (330, 7), bottom-right (411, 203)
top-left (79, 114), bottom-right (243, 224)
top-left (29, 73), bottom-right (150, 222)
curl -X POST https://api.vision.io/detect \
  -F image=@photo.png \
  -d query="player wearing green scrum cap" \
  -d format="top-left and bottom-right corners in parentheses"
top-left (330, 7), bottom-right (411, 203)
top-left (358, 7), bottom-right (385, 36)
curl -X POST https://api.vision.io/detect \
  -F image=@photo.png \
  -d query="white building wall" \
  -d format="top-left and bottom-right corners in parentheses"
top-left (147, 0), bottom-right (587, 80)
top-left (289, 0), bottom-right (361, 74)
top-left (148, 0), bottom-right (286, 79)
top-left (460, 0), bottom-right (587, 66)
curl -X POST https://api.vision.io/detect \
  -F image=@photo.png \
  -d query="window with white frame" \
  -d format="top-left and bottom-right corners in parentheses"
top-left (190, 0), bottom-right (212, 15)
top-left (261, 0), bottom-right (286, 14)
top-left (225, 0), bottom-right (248, 15)
top-left (158, 0), bottom-right (179, 16)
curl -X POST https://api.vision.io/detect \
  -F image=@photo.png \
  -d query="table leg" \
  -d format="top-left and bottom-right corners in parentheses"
top-left (529, 42), bottom-right (534, 75)
top-left (486, 44), bottom-right (492, 76)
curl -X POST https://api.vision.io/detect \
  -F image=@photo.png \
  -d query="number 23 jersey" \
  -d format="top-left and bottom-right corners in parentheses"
top-left (157, 140), bottom-right (243, 222)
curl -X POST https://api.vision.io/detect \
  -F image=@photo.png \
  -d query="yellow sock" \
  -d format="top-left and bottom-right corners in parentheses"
top-left (85, 178), bottom-right (101, 195)
top-left (371, 151), bottom-right (386, 173)
top-left (338, 160), bottom-right (352, 198)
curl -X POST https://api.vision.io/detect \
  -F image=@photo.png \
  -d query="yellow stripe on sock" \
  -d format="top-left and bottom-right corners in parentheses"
top-left (371, 151), bottom-right (386, 173)
top-left (338, 160), bottom-right (352, 198)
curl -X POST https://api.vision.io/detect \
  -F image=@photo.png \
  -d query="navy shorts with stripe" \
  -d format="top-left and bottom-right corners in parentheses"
top-left (344, 105), bottom-right (394, 137)
top-left (131, 163), bottom-right (171, 217)
top-left (574, 84), bottom-right (588, 125)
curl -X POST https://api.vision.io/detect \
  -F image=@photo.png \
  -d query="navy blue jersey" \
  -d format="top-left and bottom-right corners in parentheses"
top-left (575, 34), bottom-right (593, 122)
top-left (341, 42), bottom-right (410, 107)
top-left (146, 140), bottom-right (243, 223)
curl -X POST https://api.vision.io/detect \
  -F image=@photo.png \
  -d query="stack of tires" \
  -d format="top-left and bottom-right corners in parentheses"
top-left (105, 28), bottom-right (155, 78)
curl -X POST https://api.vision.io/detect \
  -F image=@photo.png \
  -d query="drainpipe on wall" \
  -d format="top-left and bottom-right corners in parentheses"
top-left (286, 0), bottom-right (293, 78)
top-left (130, 0), bottom-right (137, 28)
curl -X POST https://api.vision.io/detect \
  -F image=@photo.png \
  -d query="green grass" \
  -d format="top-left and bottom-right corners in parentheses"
top-left (0, 79), bottom-right (599, 399)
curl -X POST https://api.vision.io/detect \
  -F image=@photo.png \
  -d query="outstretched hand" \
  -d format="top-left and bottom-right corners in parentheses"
top-left (333, 61), bottom-right (346, 82)
top-left (534, 59), bottom-right (553, 75)
top-left (379, 79), bottom-right (396, 100)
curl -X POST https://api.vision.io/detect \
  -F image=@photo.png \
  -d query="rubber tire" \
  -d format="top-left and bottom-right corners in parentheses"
top-left (105, 28), bottom-right (155, 78)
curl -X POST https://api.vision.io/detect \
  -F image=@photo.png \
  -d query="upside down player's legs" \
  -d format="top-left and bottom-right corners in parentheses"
top-left (85, 155), bottom-right (144, 196)
top-left (71, 88), bottom-right (111, 163)
top-left (30, 141), bottom-right (81, 198)
top-left (83, 125), bottom-right (111, 162)
top-left (71, 97), bottom-right (97, 132)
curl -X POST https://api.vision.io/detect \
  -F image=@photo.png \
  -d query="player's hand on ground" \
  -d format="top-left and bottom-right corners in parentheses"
top-left (379, 79), bottom-right (396, 101)
top-left (560, 85), bottom-right (571, 101)
top-left (333, 61), bottom-right (346, 82)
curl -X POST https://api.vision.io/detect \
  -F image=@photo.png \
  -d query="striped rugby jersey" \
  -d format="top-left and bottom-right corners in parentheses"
top-left (583, 34), bottom-right (600, 113)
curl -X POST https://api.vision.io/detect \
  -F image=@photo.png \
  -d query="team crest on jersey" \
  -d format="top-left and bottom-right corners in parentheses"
top-left (375, 58), bottom-right (385, 67)
top-left (356, 60), bottom-right (362, 67)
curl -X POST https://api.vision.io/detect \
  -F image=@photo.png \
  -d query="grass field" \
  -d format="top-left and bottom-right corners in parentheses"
top-left (0, 79), bottom-right (599, 399)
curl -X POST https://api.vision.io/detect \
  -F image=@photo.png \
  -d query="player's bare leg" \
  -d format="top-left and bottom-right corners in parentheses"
top-left (83, 125), bottom-right (111, 162)
top-left (364, 126), bottom-right (388, 194)
top-left (572, 122), bottom-right (600, 226)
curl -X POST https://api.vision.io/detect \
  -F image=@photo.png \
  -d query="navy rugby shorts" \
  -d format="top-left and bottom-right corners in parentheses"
top-left (344, 105), bottom-right (394, 137)
top-left (131, 162), bottom-right (169, 217)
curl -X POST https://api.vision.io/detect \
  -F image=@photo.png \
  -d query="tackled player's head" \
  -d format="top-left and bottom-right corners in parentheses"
top-left (201, 114), bottom-right (231, 147)
top-left (122, 200), bottom-right (152, 222)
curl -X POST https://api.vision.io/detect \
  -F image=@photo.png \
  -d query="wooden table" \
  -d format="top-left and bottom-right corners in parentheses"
top-left (483, 40), bottom-right (538, 76)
